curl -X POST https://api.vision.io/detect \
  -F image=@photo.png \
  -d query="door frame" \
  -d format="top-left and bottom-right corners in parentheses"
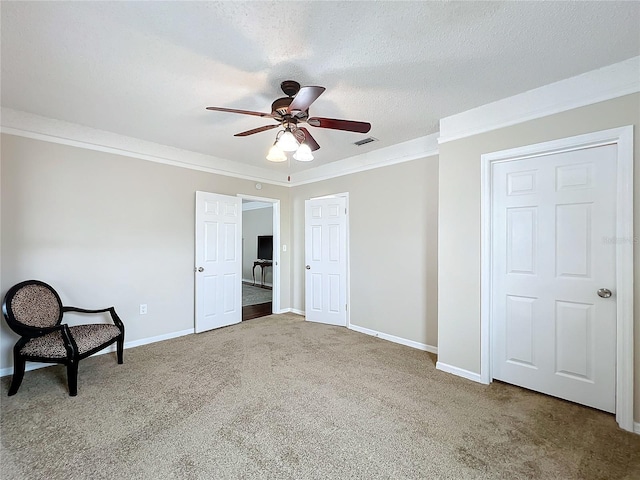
top-left (237, 194), bottom-right (281, 314)
top-left (306, 192), bottom-right (351, 328)
top-left (480, 126), bottom-right (634, 432)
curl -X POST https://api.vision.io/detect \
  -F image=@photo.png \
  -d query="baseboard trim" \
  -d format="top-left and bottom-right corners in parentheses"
top-left (273, 308), bottom-right (304, 315)
top-left (634, 422), bottom-right (640, 435)
top-left (242, 279), bottom-right (273, 288)
top-left (0, 361), bottom-right (52, 378)
top-left (0, 328), bottom-right (195, 378)
top-left (108, 328), bottom-right (195, 352)
top-left (348, 324), bottom-right (437, 354)
top-left (436, 361), bottom-right (485, 384)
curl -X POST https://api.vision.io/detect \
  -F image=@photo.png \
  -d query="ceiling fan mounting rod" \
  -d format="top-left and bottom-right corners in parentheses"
top-left (280, 80), bottom-right (301, 97)
top-left (282, 117), bottom-right (298, 129)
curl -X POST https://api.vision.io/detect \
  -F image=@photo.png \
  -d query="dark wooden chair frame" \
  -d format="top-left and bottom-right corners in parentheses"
top-left (2, 280), bottom-right (125, 396)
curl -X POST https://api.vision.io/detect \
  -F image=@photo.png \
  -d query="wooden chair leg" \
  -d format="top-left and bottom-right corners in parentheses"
top-left (67, 362), bottom-right (78, 397)
top-left (117, 336), bottom-right (124, 364)
top-left (8, 352), bottom-right (26, 396)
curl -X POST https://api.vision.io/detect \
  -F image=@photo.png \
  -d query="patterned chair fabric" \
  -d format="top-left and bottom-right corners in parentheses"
top-left (20, 324), bottom-right (122, 358)
top-left (2, 280), bottom-right (125, 396)
top-left (10, 284), bottom-right (61, 328)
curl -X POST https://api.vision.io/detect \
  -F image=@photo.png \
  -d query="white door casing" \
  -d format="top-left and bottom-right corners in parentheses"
top-left (305, 196), bottom-right (348, 326)
top-left (195, 191), bottom-right (242, 333)
top-left (491, 145), bottom-right (616, 412)
top-left (481, 126), bottom-right (634, 432)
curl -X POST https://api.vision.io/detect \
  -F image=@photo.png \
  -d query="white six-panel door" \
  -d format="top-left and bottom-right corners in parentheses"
top-left (305, 196), bottom-right (347, 326)
top-left (195, 191), bottom-right (242, 333)
top-left (491, 144), bottom-right (617, 412)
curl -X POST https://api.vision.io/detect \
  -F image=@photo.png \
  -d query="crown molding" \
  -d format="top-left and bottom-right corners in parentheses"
top-left (3, 57), bottom-right (637, 184)
top-left (0, 108), bottom-right (291, 186)
top-left (1, 107), bottom-right (438, 187)
top-left (439, 56), bottom-right (640, 144)
top-left (288, 133), bottom-right (439, 186)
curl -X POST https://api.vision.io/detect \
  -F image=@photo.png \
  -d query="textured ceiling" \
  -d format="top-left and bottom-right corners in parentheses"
top-left (2, 1), bottom-right (639, 175)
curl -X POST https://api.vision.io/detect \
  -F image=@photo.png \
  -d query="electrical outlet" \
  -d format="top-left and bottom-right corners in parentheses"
top-left (140, 304), bottom-right (147, 315)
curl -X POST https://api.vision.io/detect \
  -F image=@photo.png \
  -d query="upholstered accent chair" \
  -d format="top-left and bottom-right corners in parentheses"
top-left (2, 280), bottom-right (125, 396)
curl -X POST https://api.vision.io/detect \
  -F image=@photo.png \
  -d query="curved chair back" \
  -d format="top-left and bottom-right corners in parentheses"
top-left (2, 280), bottom-right (63, 334)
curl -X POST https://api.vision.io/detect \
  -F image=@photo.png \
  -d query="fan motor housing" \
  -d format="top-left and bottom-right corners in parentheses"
top-left (271, 97), bottom-right (293, 116)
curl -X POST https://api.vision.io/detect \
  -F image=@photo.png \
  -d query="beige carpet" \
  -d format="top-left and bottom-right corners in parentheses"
top-left (1, 313), bottom-right (638, 479)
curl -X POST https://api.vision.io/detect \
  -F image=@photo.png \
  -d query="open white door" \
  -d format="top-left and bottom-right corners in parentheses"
top-left (195, 191), bottom-right (242, 333)
top-left (491, 144), bottom-right (617, 412)
top-left (305, 196), bottom-right (347, 326)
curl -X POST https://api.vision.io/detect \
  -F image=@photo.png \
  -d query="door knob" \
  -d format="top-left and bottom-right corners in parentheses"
top-left (197, 267), bottom-right (204, 272)
top-left (597, 288), bottom-right (612, 298)
top-left (305, 265), bottom-right (311, 270)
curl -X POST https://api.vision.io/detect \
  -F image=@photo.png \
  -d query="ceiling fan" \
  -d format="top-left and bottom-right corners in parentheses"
top-left (206, 80), bottom-right (371, 162)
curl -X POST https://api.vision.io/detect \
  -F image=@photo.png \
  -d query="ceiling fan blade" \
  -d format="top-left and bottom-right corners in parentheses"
top-left (206, 106), bottom-right (275, 118)
top-left (287, 86), bottom-right (326, 113)
top-left (307, 117), bottom-right (371, 134)
top-left (234, 124), bottom-right (279, 137)
top-left (297, 127), bottom-right (320, 151)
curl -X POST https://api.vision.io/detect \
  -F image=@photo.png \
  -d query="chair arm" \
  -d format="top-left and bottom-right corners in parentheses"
top-left (59, 324), bottom-right (78, 359)
top-left (10, 323), bottom-right (68, 339)
top-left (10, 323), bottom-right (77, 360)
top-left (62, 306), bottom-right (125, 331)
top-left (63, 306), bottom-right (112, 314)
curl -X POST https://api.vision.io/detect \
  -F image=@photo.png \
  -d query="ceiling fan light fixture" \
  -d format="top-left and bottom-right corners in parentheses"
top-left (207, 81), bottom-right (372, 163)
top-left (276, 128), bottom-right (299, 152)
top-left (293, 143), bottom-right (314, 162)
top-left (266, 143), bottom-right (287, 162)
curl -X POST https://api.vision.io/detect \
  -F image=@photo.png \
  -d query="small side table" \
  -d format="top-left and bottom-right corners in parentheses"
top-left (252, 260), bottom-right (273, 287)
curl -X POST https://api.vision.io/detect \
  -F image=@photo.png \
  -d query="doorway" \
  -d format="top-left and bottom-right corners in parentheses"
top-left (480, 127), bottom-right (634, 431)
top-left (239, 195), bottom-right (280, 320)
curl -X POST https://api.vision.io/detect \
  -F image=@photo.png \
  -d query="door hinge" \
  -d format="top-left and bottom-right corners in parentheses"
top-left (346, 304), bottom-right (348, 311)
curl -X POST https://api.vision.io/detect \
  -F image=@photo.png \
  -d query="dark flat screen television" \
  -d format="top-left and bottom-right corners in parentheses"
top-left (257, 235), bottom-right (273, 261)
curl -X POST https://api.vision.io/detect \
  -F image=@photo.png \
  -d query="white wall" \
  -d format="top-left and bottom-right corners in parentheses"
top-left (438, 93), bottom-right (640, 422)
top-left (0, 134), bottom-right (291, 371)
top-left (290, 156), bottom-right (439, 349)
top-left (242, 206), bottom-right (273, 284)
